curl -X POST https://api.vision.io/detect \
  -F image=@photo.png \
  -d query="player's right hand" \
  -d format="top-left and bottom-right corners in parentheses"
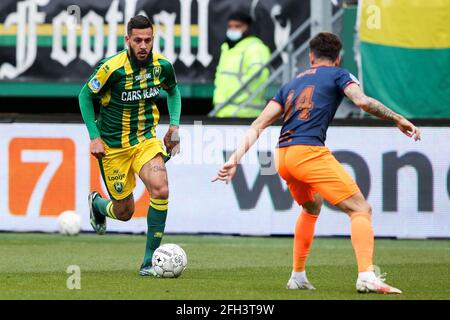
top-left (90, 137), bottom-right (106, 159)
top-left (212, 161), bottom-right (237, 184)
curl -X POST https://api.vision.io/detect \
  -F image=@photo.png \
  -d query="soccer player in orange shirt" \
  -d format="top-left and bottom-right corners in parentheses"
top-left (213, 32), bottom-right (420, 294)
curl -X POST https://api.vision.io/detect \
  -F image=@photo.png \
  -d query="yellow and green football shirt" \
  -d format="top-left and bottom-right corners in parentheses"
top-left (85, 49), bottom-right (177, 148)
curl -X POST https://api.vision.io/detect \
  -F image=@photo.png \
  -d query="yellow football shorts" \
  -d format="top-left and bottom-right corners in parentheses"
top-left (98, 138), bottom-right (167, 200)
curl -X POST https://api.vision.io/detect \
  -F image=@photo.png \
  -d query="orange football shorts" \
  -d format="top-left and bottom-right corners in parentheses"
top-left (275, 145), bottom-right (360, 206)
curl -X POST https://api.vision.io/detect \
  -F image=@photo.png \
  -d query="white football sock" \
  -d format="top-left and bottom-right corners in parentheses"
top-left (358, 271), bottom-right (377, 281)
top-left (291, 271), bottom-right (308, 282)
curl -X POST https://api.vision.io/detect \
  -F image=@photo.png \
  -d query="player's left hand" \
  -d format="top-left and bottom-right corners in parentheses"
top-left (396, 118), bottom-right (421, 141)
top-left (164, 125), bottom-right (180, 156)
top-left (212, 161), bottom-right (237, 184)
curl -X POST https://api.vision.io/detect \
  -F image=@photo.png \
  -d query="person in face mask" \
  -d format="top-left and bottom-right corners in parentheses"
top-left (212, 11), bottom-right (271, 118)
top-left (225, 12), bottom-right (252, 47)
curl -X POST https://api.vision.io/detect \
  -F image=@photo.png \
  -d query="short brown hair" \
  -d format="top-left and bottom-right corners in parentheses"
top-left (309, 32), bottom-right (342, 61)
top-left (127, 15), bottom-right (153, 36)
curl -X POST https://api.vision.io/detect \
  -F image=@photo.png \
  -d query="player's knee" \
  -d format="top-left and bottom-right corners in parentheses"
top-left (349, 201), bottom-right (372, 215)
top-left (305, 209), bottom-right (320, 216)
top-left (304, 203), bottom-right (322, 215)
top-left (151, 185), bottom-right (169, 200)
top-left (120, 213), bottom-right (133, 222)
top-left (337, 192), bottom-right (372, 215)
top-left (356, 198), bottom-right (372, 214)
top-left (364, 202), bottom-right (372, 215)
top-left (303, 195), bottom-right (323, 215)
top-left (115, 206), bottom-right (134, 221)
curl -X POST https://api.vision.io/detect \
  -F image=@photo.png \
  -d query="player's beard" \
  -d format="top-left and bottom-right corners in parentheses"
top-left (129, 47), bottom-right (151, 68)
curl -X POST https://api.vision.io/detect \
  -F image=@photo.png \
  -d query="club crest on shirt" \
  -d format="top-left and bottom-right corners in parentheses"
top-left (153, 66), bottom-right (161, 78)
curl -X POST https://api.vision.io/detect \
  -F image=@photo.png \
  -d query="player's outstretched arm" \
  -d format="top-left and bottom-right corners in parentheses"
top-left (212, 100), bottom-right (283, 183)
top-left (344, 83), bottom-right (421, 141)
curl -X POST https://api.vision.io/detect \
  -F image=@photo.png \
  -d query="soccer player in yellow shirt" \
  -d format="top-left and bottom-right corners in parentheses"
top-left (79, 15), bottom-right (181, 276)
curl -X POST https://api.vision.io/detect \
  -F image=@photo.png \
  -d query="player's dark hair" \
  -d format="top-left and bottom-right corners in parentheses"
top-left (309, 32), bottom-right (342, 61)
top-left (127, 15), bottom-right (153, 36)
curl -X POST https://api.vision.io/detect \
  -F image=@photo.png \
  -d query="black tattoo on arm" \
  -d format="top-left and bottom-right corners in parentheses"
top-left (344, 84), bottom-right (404, 122)
top-left (365, 97), bottom-right (403, 122)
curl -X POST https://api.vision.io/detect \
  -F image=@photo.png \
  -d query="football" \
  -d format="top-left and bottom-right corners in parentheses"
top-left (57, 211), bottom-right (82, 236)
top-left (152, 243), bottom-right (187, 278)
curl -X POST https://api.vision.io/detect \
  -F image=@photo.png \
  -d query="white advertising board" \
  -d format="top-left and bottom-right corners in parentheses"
top-left (0, 123), bottom-right (448, 238)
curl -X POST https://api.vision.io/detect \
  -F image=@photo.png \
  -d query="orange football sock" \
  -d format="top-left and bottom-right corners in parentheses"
top-left (350, 212), bottom-right (374, 272)
top-left (293, 211), bottom-right (319, 272)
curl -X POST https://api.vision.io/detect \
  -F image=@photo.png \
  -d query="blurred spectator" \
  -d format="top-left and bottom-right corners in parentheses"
top-left (212, 11), bottom-right (271, 118)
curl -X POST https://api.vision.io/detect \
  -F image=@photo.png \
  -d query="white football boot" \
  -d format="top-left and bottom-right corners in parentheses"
top-left (356, 272), bottom-right (402, 294)
top-left (286, 277), bottom-right (316, 290)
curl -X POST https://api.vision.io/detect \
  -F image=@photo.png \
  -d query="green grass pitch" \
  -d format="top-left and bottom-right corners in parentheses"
top-left (0, 233), bottom-right (449, 300)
